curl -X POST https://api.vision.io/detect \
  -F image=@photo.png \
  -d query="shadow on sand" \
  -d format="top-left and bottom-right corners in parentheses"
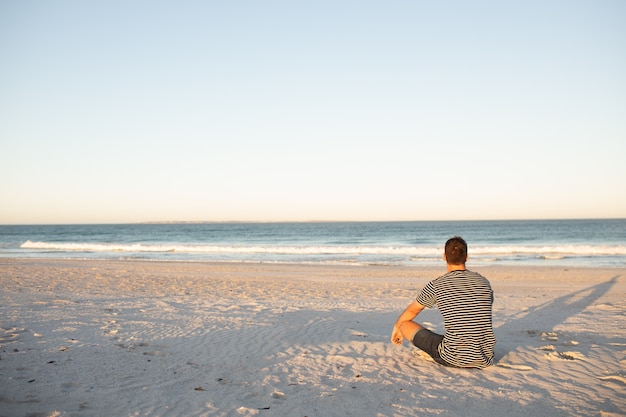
top-left (494, 274), bottom-right (622, 358)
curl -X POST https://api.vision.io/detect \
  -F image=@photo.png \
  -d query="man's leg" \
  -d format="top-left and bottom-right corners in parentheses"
top-left (411, 328), bottom-right (456, 367)
top-left (398, 320), bottom-right (423, 344)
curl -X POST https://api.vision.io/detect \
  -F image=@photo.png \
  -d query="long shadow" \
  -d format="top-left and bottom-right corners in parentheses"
top-left (494, 274), bottom-right (621, 356)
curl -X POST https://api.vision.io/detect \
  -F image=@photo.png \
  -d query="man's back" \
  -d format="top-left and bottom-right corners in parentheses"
top-left (418, 270), bottom-right (495, 368)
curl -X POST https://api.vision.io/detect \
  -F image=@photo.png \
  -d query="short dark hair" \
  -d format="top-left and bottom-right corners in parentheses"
top-left (445, 236), bottom-right (467, 265)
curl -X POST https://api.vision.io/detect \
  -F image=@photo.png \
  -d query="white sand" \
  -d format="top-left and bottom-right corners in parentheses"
top-left (0, 259), bottom-right (624, 417)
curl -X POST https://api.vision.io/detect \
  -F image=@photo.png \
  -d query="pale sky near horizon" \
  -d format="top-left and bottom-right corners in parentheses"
top-left (1, 1), bottom-right (625, 224)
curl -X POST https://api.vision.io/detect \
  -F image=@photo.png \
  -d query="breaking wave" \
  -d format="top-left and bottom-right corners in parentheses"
top-left (19, 240), bottom-right (626, 258)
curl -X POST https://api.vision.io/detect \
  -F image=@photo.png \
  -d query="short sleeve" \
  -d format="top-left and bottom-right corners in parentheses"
top-left (417, 281), bottom-right (437, 308)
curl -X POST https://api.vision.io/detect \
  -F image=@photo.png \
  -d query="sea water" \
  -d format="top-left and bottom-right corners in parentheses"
top-left (0, 219), bottom-right (624, 267)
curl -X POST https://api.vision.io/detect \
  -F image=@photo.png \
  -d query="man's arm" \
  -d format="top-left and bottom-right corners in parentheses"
top-left (391, 300), bottom-right (425, 345)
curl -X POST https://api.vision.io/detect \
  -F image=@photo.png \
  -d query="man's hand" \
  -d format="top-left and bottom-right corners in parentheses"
top-left (391, 301), bottom-right (426, 346)
top-left (391, 326), bottom-right (403, 345)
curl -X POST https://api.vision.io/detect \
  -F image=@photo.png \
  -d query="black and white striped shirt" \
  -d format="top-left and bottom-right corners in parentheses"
top-left (417, 270), bottom-right (495, 368)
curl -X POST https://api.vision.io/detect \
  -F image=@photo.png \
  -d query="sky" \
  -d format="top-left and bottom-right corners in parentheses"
top-left (1, 1), bottom-right (625, 224)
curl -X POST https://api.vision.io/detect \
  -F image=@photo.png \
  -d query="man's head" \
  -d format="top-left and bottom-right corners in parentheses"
top-left (444, 236), bottom-right (467, 265)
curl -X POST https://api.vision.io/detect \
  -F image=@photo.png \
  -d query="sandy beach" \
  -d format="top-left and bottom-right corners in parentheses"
top-left (0, 258), bottom-right (624, 417)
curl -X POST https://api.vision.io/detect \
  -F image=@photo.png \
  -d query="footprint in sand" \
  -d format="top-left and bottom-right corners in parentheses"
top-left (101, 320), bottom-right (120, 337)
top-left (546, 351), bottom-right (585, 361)
top-left (541, 332), bottom-right (559, 342)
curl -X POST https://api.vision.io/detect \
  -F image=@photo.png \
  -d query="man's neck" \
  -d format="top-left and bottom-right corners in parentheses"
top-left (447, 264), bottom-right (467, 272)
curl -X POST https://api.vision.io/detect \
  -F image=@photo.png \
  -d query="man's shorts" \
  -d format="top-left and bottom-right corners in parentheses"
top-left (412, 328), bottom-right (456, 367)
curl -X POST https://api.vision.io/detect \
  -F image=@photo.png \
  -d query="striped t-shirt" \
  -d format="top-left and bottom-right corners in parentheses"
top-left (417, 270), bottom-right (495, 368)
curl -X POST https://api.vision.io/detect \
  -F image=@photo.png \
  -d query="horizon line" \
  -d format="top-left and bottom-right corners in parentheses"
top-left (1, 217), bottom-right (625, 226)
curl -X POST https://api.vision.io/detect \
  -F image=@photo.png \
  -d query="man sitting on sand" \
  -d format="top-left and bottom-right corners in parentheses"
top-left (391, 236), bottom-right (495, 368)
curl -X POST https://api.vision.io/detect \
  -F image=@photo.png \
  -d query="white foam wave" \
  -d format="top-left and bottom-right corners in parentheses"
top-left (19, 241), bottom-right (626, 257)
top-left (471, 245), bottom-right (626, 256)
top-left (19, 241), bottom-right (440, 256)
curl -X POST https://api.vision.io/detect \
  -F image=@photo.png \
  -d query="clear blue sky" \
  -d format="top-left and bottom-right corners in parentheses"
top-left (1, 1), bottom-right (625, 224)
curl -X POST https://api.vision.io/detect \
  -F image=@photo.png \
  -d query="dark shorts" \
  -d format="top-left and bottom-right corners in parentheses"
top-left (412, 329), bottom-right (456, 367)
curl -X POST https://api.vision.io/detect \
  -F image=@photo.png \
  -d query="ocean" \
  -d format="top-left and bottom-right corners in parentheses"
top-left (0, 219), bottom-right (624, 267)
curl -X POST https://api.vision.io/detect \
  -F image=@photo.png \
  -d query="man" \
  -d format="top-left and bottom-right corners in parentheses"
top-left (391, 236), bottom-right (495, 368)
